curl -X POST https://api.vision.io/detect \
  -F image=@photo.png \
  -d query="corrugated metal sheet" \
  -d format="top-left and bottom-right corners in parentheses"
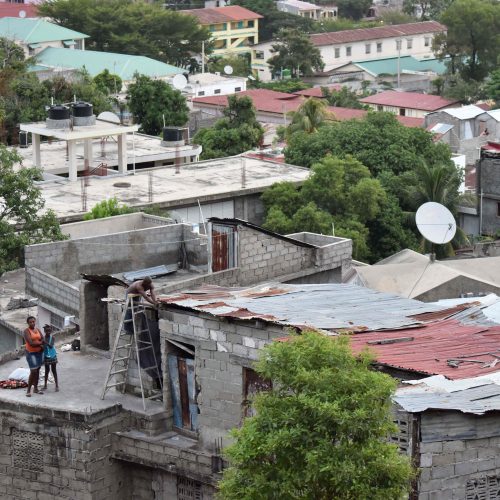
top-left (159, 283), bottom-right (445, 331)
top-left (349, 318), bottom-right (500, 379)
top-left (122, 264), bottom-right (178, 282)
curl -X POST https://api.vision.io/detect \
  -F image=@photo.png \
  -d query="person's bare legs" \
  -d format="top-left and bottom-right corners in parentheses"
top-left (26, 369), bottom-right (36, 397)
top-left (43, 364), bottom-right (49, 389)
top-left (33, 368), bottom-right (43, 394)
top-left (51, 364), bottom-right (59, 391)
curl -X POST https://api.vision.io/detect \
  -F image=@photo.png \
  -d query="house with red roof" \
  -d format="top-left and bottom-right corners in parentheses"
top-left (360, 90), bottom-right (460, 118)
top-left (0, 2), bottom-right (37, 19)
top-left (181, 6), bottom-right (262, 57)
top-left (251, 20), bottom-right (445, 81)
top-left (192, 88), bottom-right (423, 128)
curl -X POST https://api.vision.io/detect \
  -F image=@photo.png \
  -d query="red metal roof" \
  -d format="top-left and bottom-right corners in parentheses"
top-left (293, 85), bottom-right (342, 98)
top-left (193, 89), bottom-right (422, 127)
top-left (349, 318), bottom-right (500, 380)
top-left (180, 5), bottom-right (262, 24)
top-left (360, 90), bottom-right (458, 111)
top-left (0, 3), bottom-right (37, 18)
top-left (310, 21), bottom-right (445, 47)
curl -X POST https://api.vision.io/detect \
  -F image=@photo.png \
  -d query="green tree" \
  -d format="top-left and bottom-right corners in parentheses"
top-left (38, 0), bottom-right (211, 67)
top-left (402, 0), bottom-right (454, 20)
top-left (442, 74), bottom-right (486, 104)
top-left (253, 80), bottom-right (311, 93)
top-left (0, 146), bottom-right (66, 274)
top-left (433, 0), bottom-right (500, 81)
top-left (335, 0), bottom-right (372, 19)
top-left (194, 95), bottom-right (264, 159)
top-left (486, 69), bottom-right (500, 107)
top-left (127, 74), bottom-right (189, 135)
top-left (267, 29), bottom-right (324, 79)
top-left (83, 197), bottom-right (132, 220)
top-left (207, 55), bottom-right (251, 78)
top-left (218, 331), bottom-right (412, 499)
top-left (321, 86), bottom-right (367, 109)
top-left (93, 69), bottom-right (123, 95)
top-left (287, 98), bottom-right (332, 137)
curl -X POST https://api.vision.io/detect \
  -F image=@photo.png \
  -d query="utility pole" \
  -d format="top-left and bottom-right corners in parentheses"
top-left (397, 38), bottom-right (402, 89)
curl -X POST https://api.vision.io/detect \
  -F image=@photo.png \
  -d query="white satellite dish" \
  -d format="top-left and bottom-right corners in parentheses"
top-left (172, 74), bottom-right (187, 90)
top-left (224, 65), bottom-right (233, 75)
top-left (19, 10), bottom-right (26, 18)
top-left (416, 202), bottom-right (456, 245)
top-left (97, 111), bottom-right (121, 124)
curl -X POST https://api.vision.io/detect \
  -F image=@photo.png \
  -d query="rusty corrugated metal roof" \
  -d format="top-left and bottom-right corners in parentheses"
top-left (158, 283), bottom-right (445, 332)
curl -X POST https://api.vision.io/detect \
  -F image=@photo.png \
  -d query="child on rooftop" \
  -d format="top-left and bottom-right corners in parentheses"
top-left (42, 325), bottom-right (59, 392)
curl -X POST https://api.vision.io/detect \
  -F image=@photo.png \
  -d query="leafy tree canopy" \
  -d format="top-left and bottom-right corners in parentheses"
top-left (334, 0), bottom-right (373, 19)
top-left (0, 146), bottom-right (65, 275)
top-left (127, 74), bottom-right (189, 135)
top-left (486, 69), bottom-right (500, 107)
top-left (252, 79), bottom-right (311, 93)
top-left (218, 331), bottom-right (413, 499)
top-left (38, 0), bottom-right (211, 67)
top-left (321, 86), bottom-right (367, 109)
top-left (93, 69), bottom-right (123, 95)
top-left (287, 98), bottom-right (332, 137)
top-left (207, 55), bottom-right (251, 78)
top-left (402, 0), bottom-right (454, 20)
top-left (433, 0), bottom-right (500, 81)
top-left (83, 197), bottom-right (132, 220)
top-left (267, 28), bottom-right (324, 79)
top-left (193, 95), bottom-right (263, 160)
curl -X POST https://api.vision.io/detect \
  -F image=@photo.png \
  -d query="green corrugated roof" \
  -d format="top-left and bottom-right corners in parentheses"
top-left (31, 47), bottom-right (184, 80)
top-left (354, 56), bottom-right (448, 76)
top-left (0, 17), bottom-right (88, 43)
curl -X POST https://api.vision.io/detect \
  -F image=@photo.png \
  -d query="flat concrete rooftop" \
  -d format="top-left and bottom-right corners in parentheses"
top-left (0, 342), bottom-right (163, 415)
top-left (37, 155), bottom-right (310, 221)
top-left (15, 133), bottom-right (201, 174)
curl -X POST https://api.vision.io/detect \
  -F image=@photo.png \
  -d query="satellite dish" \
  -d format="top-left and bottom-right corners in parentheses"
top-left (416, 202), bottom-right (456, 244)
top-left (172, 74), bottom-right (187, 90)
top-left (224, 65), bottom-right (233, 75)
top-left (97, 111), bottom-right (121, 124)
top-left (19, 10), bottom-right (26, 18)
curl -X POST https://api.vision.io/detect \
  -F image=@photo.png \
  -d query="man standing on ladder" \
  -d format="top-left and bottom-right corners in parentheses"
top-left (124, 277), bottom-right (157, 334)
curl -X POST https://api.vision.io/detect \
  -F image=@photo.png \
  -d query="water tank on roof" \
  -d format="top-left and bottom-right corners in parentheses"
top-left (72, 101), bottom-right (93, 117)
top-left (162, 127), bottom-right (184, 143)
top-left (48, 105), bottom-right (70, 120)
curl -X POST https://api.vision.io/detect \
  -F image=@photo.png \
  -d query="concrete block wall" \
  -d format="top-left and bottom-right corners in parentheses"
top-left (25, 224), bottom-right (187, 282)
top-left (0, 402), bottom-right (129, 500)
top-left (159, 308), bottom-right (287, 451)
top-left (237, 226), bottom-right (314, 285)
top-left (26, 267), bottom-right (80, 318)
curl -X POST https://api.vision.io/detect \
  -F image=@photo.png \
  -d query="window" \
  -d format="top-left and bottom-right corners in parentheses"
top-left (177, 476), bottom-right (203, 500)
top-left (497, 202), bottom-right (500, 217)
top-left (248, 20), bottom-right (254, 27)
top-left (399, 108), bottom-right (406, 116)
top-left (214, 89), bottom-right (221, 94)
top-left (255, 50), bottom-right (264, 59)
top-left (28, 46), bottom-right (35, 56)
top-left (197, 91), bottom-right (205, 96)
top-left (466, 476), bottom-right (500, 500)
top-left (396, 40), bottom-right (402, 51)
top-left (50, 312), bottom-right (64, 331)
top-left (243, 368), bottom-right (272, 417)
top-left (365, 43), bottom-right (371, 54)
top-left (407, 38), bottom-right (413, 49)
top-left (346, 46), bottom-right (352, 57)
top-left (235, 86), bottom-right (242, 92)
top-left (424, 37), bottom-right (430, 47)
top-left (377, 42), bottom-right (382, 53)
top-left (334, 48), bottom-right (340, 58)
top-left (377, 105), bottom-right (383, 112)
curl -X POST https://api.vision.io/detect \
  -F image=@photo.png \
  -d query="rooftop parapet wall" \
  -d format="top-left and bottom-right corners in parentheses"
top-left (25, 223), bottom-right (199, 283)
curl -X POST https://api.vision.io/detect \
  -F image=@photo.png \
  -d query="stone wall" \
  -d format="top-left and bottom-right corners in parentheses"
top-left (417, 411), bottom-right (500, 500)
top-left (26, 267), bottom-right (80, 318)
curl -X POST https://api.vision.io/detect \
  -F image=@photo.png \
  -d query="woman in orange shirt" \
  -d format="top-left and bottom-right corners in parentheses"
top-left (23, 316), bottom-right (45, 397)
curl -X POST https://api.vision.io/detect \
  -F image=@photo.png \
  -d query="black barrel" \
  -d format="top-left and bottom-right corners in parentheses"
top-left (72, 101), bottom-right (93, 117)
top-left (48, 105), bottom-right (70, 120)
top-left (162, 127), bottom-right (183, 142)
top-left (19, 131), bottom-right (29, 148)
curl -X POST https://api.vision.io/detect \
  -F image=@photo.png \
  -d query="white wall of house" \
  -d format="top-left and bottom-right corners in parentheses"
top-left (24, 38), bottom-right (85, 58)
top-left (251, 30), bottom-right (438, 81)
top-left (365, 103), bottom-right (431, 118)
top-left (276, 1), bottom-right (322, 19)
top-left (184, 74), bottom-right (247, 98)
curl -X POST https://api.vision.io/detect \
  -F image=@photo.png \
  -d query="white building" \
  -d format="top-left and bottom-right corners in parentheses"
top-left (180, 72), bottom-right (247, 98)
top-left (251, 20), bottom-right (445, 81)
top-left (276, 0), bottom-right (337, 20)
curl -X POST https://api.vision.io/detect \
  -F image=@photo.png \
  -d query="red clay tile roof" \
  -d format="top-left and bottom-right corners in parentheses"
top-left (360, 90), bottom-right (459, 111)
top-left (349, 318), bottom-right (500, 380)
top-left (180, 6), bottom-right (263, 24)
top-left (310, 21), bottom-right (445, 47)
top-left (192, 89), bottom-right (423, 127)
top-left (293, 84), bottom-right (342, 97)
top-left (0, 3), bottom-right (37, 18)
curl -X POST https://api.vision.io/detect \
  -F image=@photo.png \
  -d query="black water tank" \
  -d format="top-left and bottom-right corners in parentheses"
top-left (48, 105), bottom-right (70, 120)
top-left (162, 127), bottom-right (183, 142)
top-left (72, 101), bottom-right (93, 117)
top-left (19, 131), bottom-right (29, 148)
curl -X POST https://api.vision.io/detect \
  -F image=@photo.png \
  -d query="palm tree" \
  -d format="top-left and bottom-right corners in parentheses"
top-left (286, 98), bottom-right (333, 138)
top-left (407, 161), bottom-right (469, 257)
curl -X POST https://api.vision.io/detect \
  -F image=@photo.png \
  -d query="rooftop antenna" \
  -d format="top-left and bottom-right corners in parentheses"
top-left (224, 65), bottom-right (233, 75)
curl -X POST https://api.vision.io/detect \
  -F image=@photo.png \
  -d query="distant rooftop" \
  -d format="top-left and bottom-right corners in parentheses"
top-left (180, 5), bottom-right (263, 24)
top-left (0, 4), bottom-right (37, 19)
top-left (277, 0), bottom-right (321, 10)
top-left (31, 47), bottom-right (183, 81)
top-left (0, 17), bottom-right (88, 43)
top-left (36, 155), bottom-right (310, 221)
top-left (360, 91), bottom-right (459, 111)
top-left (439, 104), bottom-right (486, 120)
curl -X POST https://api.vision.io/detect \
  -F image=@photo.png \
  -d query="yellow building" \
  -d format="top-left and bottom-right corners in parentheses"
top-left (181, 6), bottom-right (262, 56)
